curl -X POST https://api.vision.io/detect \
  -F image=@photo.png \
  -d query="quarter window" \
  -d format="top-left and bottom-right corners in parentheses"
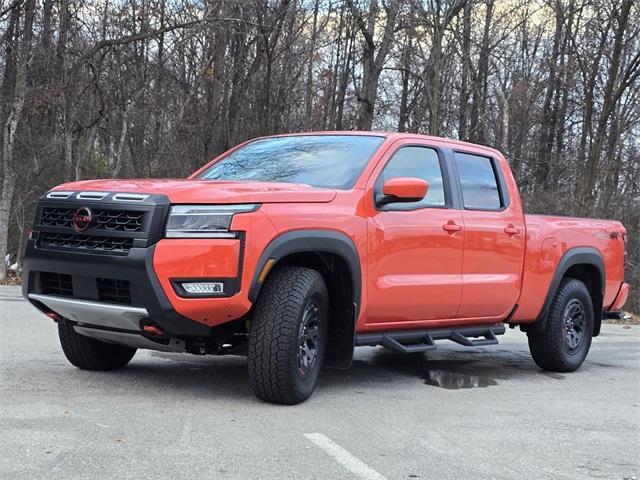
top-left (454, 152), bottom-right (502, 210)
top-left (380, 146), bottom-right (445, 208)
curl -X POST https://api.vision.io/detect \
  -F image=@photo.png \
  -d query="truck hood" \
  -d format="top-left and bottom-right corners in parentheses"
top-left (52, 179), bottom-right (337, 204)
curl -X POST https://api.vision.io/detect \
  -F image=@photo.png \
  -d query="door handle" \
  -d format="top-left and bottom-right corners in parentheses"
top-left (443, 221), bottom-right (463, 233)
top-left (504, 225), bottom-right (520, 236)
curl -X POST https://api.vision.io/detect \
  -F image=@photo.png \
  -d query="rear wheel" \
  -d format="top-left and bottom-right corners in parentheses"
top-left (248, 266), bottom-right (328, 405)
top-left (528, 278), bottom-right (594, 372)
top-left (58, 322), bottom-right (136, 371)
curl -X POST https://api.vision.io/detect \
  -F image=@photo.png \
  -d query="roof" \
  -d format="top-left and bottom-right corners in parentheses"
top-left (259, 130), bottom-right (504, 157)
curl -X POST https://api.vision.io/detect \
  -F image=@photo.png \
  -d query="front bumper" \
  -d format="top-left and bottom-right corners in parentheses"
top-left (23, 240), bottom-right (215, 337)
top-left (22, 191), bottom-right (281, 349)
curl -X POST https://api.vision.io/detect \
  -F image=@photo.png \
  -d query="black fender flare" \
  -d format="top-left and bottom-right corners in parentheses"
top-left (529, 246), bottom-right (605, 333)
top-left (248, 229), bottom-right (362, 315)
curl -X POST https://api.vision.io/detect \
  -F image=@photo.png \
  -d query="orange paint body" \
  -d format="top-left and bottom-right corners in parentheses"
top-left (53, 132), bottom-right (629, 332)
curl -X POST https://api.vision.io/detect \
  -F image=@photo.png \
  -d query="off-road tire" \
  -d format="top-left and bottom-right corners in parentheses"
top-left (58, 322), bottom-right (137, 371)
top-left (528, 278), bottom-right (594, 372)
top-left (248, 266), bottom-right (328, 405)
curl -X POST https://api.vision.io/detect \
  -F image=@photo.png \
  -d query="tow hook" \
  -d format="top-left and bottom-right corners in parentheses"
top-left (142, 324), bottom-right (166, 337)
top-left (45, 311), bottom-right (63, 322)
top-left (186, 342), bottom-right (207, 355)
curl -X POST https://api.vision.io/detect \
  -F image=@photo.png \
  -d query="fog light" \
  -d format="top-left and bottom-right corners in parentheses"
top-left (181, 282), bottom-right (224, 295)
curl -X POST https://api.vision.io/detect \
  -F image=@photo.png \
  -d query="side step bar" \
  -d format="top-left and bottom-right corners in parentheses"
top-left (355, 325), bottom-right (506, 354)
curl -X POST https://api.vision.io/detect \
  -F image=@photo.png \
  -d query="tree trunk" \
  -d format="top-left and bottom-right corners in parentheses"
top-left (469, 0), bottom-right (493, 143)
top-left (397, 35), bottom-right (411, 132)
top-left (335, 20), bottom-right (355, 130)
top-left (0, 0), bottom-right (36, 280)
top-left (458, 0), bottom-right (472, 140)
top-left (348, 0), bottom-right (399, 130)
top-left (534, 0), bottom-right (563, 191)
top-left (304, 0), bottom-right (320, 129)
top-left (499, 91), bottom-right (509, 152)
top-left (426, 31), bottom-right (443, 135)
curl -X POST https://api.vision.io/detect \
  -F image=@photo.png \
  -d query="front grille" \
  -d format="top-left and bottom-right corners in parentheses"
top-left (40, 207), bottom-right (74, 228)
top-left (97, 278), bottom-right (132, 305)
top-left (39, 232), bottom-right (133, 254)
top-left (93, 209), bottom-right (145, 232)
top-left (41, 272), bottom-right (73, 297)
top-left (40, 207), bottom-right (145, 232)
top-left (34, 193), bottom-right (163, 256)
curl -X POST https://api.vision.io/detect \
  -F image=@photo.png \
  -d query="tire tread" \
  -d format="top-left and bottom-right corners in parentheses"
top-left (58, 322), bottom-right (136, 371)
top-left (248, 266), bottom-right (327, 404)
top-left (528, 278), bottom-right (593, 372)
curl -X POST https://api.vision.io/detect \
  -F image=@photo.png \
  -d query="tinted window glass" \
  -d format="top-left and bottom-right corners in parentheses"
top-left (381, 146), bottom-right (445, 207)
top-left (454, 152), bottom-right (501, 210)
top-left (198, 135), bottom-right (384, 189)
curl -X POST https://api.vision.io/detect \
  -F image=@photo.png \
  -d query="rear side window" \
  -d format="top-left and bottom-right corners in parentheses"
top-left (381, 146), bottom-right (445, 207)
top-left (454, 152), bottom-right (502, 210)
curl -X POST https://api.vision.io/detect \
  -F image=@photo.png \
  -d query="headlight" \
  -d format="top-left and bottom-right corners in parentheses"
top-left (165, 204), bottom-right (258, 238)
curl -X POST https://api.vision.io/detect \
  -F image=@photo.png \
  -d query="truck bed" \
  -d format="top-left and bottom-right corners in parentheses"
top-left (512, 214), bottom-right (626, 323)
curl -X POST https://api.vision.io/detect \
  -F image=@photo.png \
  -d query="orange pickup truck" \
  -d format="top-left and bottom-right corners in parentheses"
top-left (22, 132), bottom-right (629, 404)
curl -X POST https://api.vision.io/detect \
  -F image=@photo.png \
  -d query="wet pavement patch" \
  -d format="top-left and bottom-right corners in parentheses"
top-left (347, 351), bottom-right (538, 389)
top-left (424, 369), bottom-right (498, 389)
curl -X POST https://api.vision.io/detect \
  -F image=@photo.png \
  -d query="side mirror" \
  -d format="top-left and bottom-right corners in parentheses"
top-left (376, 177), bottom-right (429, 206)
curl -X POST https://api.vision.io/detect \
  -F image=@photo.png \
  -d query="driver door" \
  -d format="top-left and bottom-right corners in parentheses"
top-left (364, 140), bottom-right (464, 327)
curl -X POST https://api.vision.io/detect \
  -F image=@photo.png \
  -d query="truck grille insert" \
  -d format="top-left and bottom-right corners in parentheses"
top-left (40, 272), bottom-right (73, 297)
top-left (40, 207), bottom-right (145, 232)
top-left (38, 232), bottom-right (133, 253)
top-left (97, 278), bottom-right (132, 305)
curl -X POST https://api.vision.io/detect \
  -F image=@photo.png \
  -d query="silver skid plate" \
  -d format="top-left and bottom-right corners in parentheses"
top-left (29, 293), bottom-right (148, 331)
top-left (28, 293), bottom-right (186, 352)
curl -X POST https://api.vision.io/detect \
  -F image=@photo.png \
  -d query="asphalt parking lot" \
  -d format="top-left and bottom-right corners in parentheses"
top-left (1, 284), bottom-right (639, 480)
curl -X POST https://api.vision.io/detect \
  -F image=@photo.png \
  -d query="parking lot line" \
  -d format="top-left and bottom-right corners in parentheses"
top-left (304, 433), bottom-right (387, 480)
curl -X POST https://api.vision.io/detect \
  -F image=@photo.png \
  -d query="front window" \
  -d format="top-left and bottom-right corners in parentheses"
top-left (380, 146), bottom-right (446, 207)
top-left (197, 135), bottom-right (385, 189)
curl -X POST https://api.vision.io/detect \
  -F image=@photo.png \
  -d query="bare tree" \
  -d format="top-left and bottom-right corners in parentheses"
top-left (0, 0), bottom-right (35, 279)
top-left (347, 0), bottom-right (400, 130)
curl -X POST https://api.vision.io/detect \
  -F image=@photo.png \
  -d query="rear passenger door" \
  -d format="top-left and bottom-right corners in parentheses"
top-left (452, 151), bottom-right (525, 319)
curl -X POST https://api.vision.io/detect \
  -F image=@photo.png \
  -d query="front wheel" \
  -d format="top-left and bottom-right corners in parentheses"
top-left (248, 266), bottom-right (328, 405)
top-left (528, 278), bottom-right (594, 372)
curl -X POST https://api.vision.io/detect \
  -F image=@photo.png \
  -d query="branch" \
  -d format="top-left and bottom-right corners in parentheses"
top-left (83, 19), bottom-right (205, 59)
top-left (0, 0), bottom-right (23, 20)
top-left (375, 0), bottom-right (400, 70)
top-left (346, 0), bottom-right (375, 49)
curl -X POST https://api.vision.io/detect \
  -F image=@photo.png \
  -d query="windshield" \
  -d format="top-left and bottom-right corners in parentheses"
top-left (197, 135), bottom-right (385, 189)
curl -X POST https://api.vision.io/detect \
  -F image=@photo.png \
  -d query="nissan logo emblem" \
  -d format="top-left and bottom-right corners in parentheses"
top-left (73, 207), bottom-right (92, 232)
